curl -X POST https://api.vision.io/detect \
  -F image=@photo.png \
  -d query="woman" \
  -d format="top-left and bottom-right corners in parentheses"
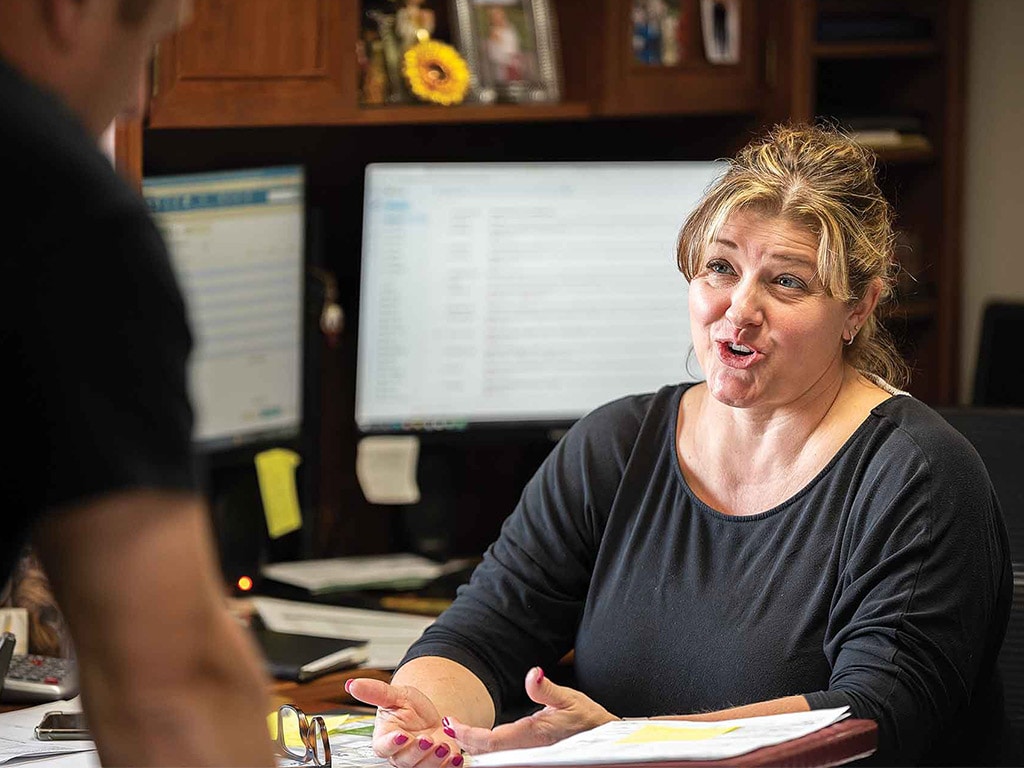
top-left (347, 124), bottom-right (1013, 766)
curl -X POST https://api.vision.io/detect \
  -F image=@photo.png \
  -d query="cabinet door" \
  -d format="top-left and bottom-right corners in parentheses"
top-left (148, 0), bottom-right (355, 127)
top-left (600, 0), bottom-right (764, 116)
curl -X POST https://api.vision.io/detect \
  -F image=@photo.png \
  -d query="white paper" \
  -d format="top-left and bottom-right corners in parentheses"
top-left (468, 707), bottom-right (850, 766)
top-left (356, 436), bottom-right (421, 505)
top-left (0, 697), bottom-right (96, 764)
top-left (253, 597), bottom-right (435, 669)
top-left (0, 608), bottom-right (29, 655)
top-left (262, 553), bottom-right (447, 593)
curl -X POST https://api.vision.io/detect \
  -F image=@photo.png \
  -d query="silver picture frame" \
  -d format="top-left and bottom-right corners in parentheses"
top-left (451, 0), bottom-right (562, 104)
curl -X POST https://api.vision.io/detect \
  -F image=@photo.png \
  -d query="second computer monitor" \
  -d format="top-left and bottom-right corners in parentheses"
top-left (143, 166), bottom-right (305, 451)
top-left (356, 161), bottom-right (726, 433)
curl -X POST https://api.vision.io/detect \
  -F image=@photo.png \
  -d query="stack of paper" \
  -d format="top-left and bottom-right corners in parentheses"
top-left (467, 708), bottom-right (851, 766)
top-left (261, 554), bottom-right (467, 594)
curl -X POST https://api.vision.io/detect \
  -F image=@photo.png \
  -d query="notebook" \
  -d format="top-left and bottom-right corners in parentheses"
top-left (251, 624), bottom-right (369, 682)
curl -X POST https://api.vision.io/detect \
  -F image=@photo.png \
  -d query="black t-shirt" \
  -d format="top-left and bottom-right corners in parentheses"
top-left (404, 383), bottom-right (1013, 765)
top-left (0, 56), bottom-right (197, 580)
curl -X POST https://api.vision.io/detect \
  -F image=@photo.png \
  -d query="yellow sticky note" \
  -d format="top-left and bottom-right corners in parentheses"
top-left (255, 448), bottom-right (303, 539)
top-left (616, 724), bottom-right (738, 744)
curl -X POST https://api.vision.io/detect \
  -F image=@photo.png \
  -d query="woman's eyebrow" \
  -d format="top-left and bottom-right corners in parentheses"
top-left (769, 253), bottom-right (817, 268)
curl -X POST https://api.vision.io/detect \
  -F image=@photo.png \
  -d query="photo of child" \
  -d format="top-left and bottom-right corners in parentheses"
top-left (473, 1), bottom-right (537, 84)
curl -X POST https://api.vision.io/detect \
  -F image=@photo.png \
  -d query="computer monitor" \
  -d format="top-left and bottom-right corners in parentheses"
top-left (142, 166), bottom-right (305, 451)
top-left (355, 161), bottom-right (725, 433)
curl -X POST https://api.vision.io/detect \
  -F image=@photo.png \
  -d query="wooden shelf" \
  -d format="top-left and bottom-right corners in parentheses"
top-left (812, 40), bottom-right (938, 59)
top-left (885, 298), bottom-right (937, 321)
top-left (350, 101), bottom-right (593, 126)
top-left (874, 144), bottom-right (936, 164)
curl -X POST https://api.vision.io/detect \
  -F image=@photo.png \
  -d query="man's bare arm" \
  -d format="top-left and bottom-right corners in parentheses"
top-left (33, 490), bottom-right (275, 767)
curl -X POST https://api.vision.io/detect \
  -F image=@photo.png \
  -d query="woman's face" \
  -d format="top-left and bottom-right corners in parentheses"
top-left (688, 210), bottom-right (855, 410)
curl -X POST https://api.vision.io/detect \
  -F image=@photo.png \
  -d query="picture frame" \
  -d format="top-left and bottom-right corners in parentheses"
top-left (451, 0), bottom-right (562, 104)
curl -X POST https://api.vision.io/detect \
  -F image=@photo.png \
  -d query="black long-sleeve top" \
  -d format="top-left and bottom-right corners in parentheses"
top-left (403, 383), bottom-right (1013, 765)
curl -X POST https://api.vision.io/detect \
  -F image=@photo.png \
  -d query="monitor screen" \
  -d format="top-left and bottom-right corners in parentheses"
top-left (143, 166), bottom-right (305, 450)
top-left (355, 161), bottom-right (725, 433)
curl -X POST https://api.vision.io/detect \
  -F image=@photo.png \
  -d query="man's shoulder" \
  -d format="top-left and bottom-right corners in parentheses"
top-left (0, 56), bottom-right (139, 227)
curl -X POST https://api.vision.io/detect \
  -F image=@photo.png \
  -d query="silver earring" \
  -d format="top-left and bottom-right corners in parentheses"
top-left (844, 326), bottom-right (858, 347)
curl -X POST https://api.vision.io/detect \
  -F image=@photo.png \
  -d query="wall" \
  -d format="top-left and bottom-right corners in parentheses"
top-left (961, 0), bottom-right (1024, 401)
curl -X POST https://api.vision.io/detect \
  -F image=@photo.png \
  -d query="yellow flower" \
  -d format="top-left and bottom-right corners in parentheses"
top-left (403, 40), bottom-right (470, 106)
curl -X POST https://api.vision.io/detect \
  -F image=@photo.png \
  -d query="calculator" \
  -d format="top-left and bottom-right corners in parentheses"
top-left (1, 654), bottom-right (79, 703)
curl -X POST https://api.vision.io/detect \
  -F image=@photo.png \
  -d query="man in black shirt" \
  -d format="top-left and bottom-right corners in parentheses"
top-left (0, 1), bottom-right (274, 765)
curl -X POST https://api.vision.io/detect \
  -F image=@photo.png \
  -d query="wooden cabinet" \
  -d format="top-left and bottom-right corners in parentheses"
top-left (119, 0), bottom-right (968, 556)
top-left (768, 0), bottom-right (967, 404)
top-left (598, 0), bottom-right (765, 116)
top-left (147, 0), bottom-right (353, 127)
top-left (143, 0), bottom-right (768, 129)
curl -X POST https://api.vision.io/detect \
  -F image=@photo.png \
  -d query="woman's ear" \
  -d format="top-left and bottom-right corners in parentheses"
top-left (848, 277), bottom-right (883, 332)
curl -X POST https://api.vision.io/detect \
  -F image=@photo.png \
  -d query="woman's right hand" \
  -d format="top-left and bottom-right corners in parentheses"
top-left (345, 677), bottom-right (464, 767)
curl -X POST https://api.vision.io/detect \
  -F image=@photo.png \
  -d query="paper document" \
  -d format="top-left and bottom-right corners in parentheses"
top-left (356, 435), bottom-right (420, 505)
top-left (253, 597), bottom-right (435, 669)
top-left (0, 696), bottom-right (96, 765)
top-left (262, 553), bottom-right (458, 594)
top-left (468, 707), bottom-right (850, 766)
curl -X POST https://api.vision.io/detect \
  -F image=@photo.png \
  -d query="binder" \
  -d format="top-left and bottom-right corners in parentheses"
top-left (251, 624), bottom-right (369, 682)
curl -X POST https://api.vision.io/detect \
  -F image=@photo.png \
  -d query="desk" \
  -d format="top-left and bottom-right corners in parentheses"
top-left (272, 669), bottom-right (878, 768)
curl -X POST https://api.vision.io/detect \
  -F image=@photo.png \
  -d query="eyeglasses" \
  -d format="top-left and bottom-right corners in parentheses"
top-left (275, 704), bottom-right (331, 767)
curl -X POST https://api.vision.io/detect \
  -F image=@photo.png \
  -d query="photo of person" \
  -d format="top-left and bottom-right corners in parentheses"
top-left (632, 0), bottom-right (687, 66)
top-left (473, 1), bottom-right (537, 85)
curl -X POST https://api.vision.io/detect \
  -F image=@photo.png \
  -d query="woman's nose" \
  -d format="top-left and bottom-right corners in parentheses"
top-left (724, 280), bottom-right (764, 328)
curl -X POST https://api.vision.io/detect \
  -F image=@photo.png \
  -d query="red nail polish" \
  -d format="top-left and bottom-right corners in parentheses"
top-left (537, 667), bottom-right (545, 681)
top-left (418, 738), bottom-right (432, 750)
top-left (394, 733), bottom-right (409, 745)
top-left (442, 716), bottom-right (451, 728)
top-left (444, 726), bottom-right (456, 738)
top-left (435, 745), bottom-right (450, 759)
top-left (344, 679), bottom-right (353, 693)
top-left (452, 755), bottom-right (464, 766)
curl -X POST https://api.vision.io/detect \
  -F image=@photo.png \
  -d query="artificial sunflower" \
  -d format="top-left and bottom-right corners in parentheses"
top-left (402, 39), bottom-right (470, 106)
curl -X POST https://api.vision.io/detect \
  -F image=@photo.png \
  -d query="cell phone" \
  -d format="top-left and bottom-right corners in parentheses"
top-left (34, 711), bottom-right (90, 741)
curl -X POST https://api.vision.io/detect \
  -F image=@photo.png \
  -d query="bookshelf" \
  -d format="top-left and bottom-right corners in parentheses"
top-left (116, 0), bottom-right (969, 556)
top-left (768, 0), bottom-right (967, 405)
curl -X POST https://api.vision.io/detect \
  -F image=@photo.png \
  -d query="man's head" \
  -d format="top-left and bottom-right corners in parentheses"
top-left (0, 0), bottom-right (193, 136)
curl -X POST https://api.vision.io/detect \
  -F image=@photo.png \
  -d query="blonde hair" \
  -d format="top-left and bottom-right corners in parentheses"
top-left (677, 122), bottom-right (909, 389)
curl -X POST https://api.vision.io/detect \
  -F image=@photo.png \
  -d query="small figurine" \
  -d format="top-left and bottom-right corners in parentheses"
top-left (396, 0), bottom-right (436, 53)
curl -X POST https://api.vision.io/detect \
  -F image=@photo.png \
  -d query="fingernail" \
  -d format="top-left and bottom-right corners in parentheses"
top-left (418, 738), bottom-right (432, 750)
top-left (394, 733), bottom-right (409, 745)
top-left (444, 726), bottom-right (456, 738)
top-left (442, 716), bottom-right (451, 728)
top-left (344, 679), bottom-right (353, 693)
top-left (452, 756), bottom-right (464, 766)
top-left (536, 666), bottom-right (545, 682)
top-left (435, 745), bottom-right (450, 759)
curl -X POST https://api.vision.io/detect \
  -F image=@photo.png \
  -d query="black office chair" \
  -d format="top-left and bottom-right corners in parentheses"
top-left (937, 407), bottom-right (1024, 755)
top-left (973, 302), bottom-right (1024, 407)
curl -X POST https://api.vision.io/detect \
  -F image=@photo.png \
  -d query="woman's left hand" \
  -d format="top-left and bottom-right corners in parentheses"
top-left (442, 667), bottom-right (617, 754)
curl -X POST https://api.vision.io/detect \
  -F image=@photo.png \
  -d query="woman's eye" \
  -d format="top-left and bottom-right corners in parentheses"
top-left (707, 260), bottom-right (732, 275)
top-left (776, 275), bottom-right (805, 290)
